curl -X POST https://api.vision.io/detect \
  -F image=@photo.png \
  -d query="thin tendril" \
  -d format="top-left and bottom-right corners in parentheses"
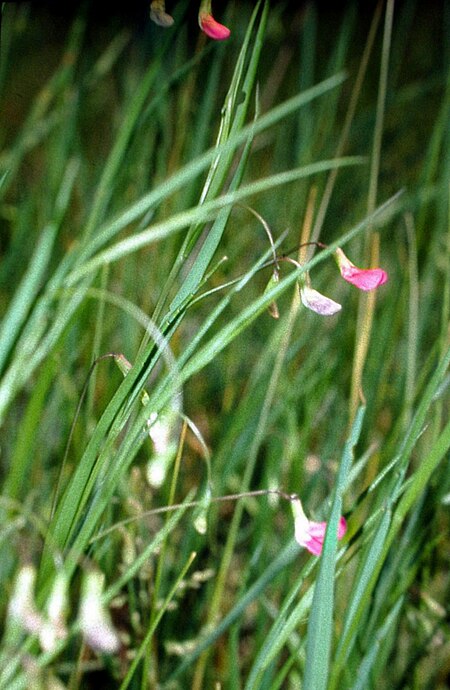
top-left (91, 488), bottom-right (298, 543)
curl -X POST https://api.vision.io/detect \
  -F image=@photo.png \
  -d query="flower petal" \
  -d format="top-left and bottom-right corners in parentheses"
top-left (300, 284), bottom-right (342, 316)
top-left (337, 516), bottom-right (347, 539)
top-left (292, 498), bottom-right (347, 556)
top-left (341, 265), bottom-right (388, 291)
top-left (335, 247), bottom-right (388, 291)
top-left (199, 12), bottom-right (231, 40)
top-left (305, 533), bottom-right (327, 556)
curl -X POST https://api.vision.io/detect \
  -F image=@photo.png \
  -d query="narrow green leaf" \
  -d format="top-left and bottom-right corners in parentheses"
top-left (303, 407), bottom-right (365, 690)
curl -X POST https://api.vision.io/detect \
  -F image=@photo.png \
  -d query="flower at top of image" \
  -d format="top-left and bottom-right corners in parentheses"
top-left (299, 282), bottom-right (342, 316)
top-left (291, 497), bottom-right (347, 556)
top-left (199, 0), bottom-right (231, 40)
top-left (149, 0), bottom-right (174, 27)
top-left (335, 247), bottom-right (388, 291)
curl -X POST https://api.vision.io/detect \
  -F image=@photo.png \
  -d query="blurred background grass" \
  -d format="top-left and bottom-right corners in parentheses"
top-left (0, 1), bottom-right (449, 688)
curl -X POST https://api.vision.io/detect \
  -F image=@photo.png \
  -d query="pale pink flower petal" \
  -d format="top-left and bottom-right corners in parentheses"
top-left (292, 498), bottom-right (347, 556)
top-left (300, 284), bottom-right (342, 316)
top-left (335, 247), bottom-right (388, 291)
top-left (340, 265), bottom-right (388, 290)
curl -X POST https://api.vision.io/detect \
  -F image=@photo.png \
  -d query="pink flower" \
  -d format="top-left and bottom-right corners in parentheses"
top-left (198, 1), bottom-right (230, 40)
top-left (291, 498), bottom-right (347, 556)
top-left (300, 283), bottom-right (342, 316)
top-left (335, 248), bottom-right (388, 291)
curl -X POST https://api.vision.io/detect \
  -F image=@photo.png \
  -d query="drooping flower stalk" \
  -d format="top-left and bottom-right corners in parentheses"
top-left (242, 204), bottom-right (281, 319)
top-left (198, 0), bottom-right (231, 40)
top-left (276, 255), bottom-right (342, 316)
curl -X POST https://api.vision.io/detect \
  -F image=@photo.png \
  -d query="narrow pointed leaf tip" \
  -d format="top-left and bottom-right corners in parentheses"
top-left (300, 283), bottom-right (342, 316)
top-left (335, 247), bottom-right (388, 291)
top-left (198, 1), bottom-right (230, 41)
top-left (291, 498), bottom-right (347, 556)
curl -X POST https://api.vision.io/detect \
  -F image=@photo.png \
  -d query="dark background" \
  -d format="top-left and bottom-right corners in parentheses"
top-left (0, 0), bottom-right (394, 30)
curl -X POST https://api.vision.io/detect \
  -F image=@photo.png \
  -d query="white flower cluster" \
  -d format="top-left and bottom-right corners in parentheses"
top-left (7, 565), bottom-right (120, 656)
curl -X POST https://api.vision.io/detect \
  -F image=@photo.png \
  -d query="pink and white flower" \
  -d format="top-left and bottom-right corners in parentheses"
top-left (335, 247), bottom-right (388, 291)
top-left (291, 497), bottom-right (347, 556)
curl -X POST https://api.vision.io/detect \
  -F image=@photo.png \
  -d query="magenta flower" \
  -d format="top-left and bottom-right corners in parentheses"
top-left (335, 247), bottom-right (388, 291)
top-left (291, 497), bottom-right (347, 556)
top-left (300, 282), bottom-right (342, 316)
top-left (198, 1), bottom-right (230, 40)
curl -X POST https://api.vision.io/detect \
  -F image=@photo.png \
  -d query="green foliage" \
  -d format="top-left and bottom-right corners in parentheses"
top-left (0, 1), bottom-right (448, 688)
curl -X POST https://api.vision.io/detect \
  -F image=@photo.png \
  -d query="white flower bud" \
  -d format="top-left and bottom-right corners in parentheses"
top-left (8, 565), bottom-right (43, 635)
top-left (78, 570), bottom-right (120, 654)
